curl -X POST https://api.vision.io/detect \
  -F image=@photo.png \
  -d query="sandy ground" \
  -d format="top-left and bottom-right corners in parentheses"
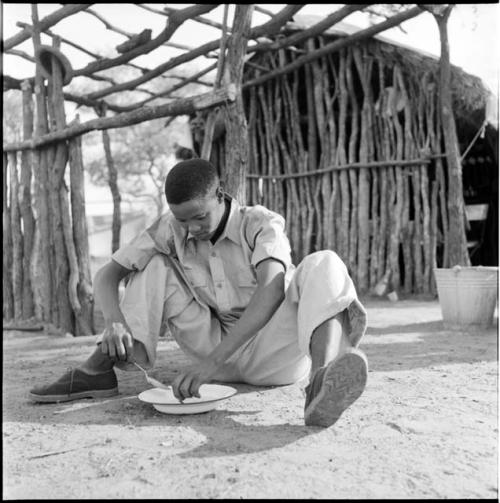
top-left (2, 297), bottom-right (498, 499)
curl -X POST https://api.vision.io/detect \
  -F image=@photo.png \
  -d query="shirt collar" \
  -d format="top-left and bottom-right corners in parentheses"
top-left (215, 194), bottom-right (242, 244)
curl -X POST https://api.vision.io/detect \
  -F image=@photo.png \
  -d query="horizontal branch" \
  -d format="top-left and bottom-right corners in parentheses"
top-left (5, 4), bottom-right (302, 111)
top-left (163, 5), bottom-right (231, 33)
top-left (251, 4), bottom-right (371, 52)
top-left (123, 62), bottom-right (218, 109)
top-left (2, 75), bottom-right (149, 113)
top-left (83, 7), bottom-right (193, 53)
top-left (3, 85), bottom-right (236, 152)
top-left (244, 6), bottom-right (423, 89)
top-left (15, 19), bottom-right (211, 83)
top-left (80, 5), bottom-right (303, 101)
top-left (4, 4), bottom-right (93, 50)
top-left (5, 48), bottom-right (35, 63)
top-left (15, 20), bottom-right (158, 77)
top-left (246, 158), bottom-right (434, 180)
top-left (72, 4), bottom-right (218, 78)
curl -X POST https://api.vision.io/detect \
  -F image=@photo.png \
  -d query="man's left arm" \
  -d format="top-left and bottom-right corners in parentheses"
top-left (172, 258), bottom-right (285, 401)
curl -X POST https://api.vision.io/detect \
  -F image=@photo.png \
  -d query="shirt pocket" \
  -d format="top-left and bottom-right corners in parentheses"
top-left (236, 265), bottom-right (258, 288)
top-left (183, 264), bottom-right (208, 288)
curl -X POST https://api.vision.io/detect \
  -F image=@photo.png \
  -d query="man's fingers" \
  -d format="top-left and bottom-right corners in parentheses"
top-left (124, 332), bottom-right (134, 362)
top-left (179, 375), bottom-right (193, 401)
top-left (108, 342), bottom-right (116, 360)
top-left (191, 379), bottom-right (201, 398)
top-left (172, 370), bottom-right (204, 401)
top-left (172, 375), bottom-right (185, 402)
top-left (115, 338), bottom-right (127, 361)
top-left (175, 373), bottom-right (195, 401)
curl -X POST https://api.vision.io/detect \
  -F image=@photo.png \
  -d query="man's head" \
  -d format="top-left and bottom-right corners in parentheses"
top-left (164, 159), bottom-right (225, 241)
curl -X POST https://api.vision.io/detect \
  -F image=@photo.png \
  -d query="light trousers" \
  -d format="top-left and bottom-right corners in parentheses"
top-left (99, 250), bottom-right (367, 386)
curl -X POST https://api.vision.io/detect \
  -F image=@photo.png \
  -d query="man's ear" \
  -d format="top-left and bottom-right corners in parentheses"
top-left (216, 185), bottom-right (224, 202)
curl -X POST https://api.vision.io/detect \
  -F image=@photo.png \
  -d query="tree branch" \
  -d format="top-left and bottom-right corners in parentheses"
top-left (72, 4), bottom-right (219, 79)
top-left (77, 5), bottom-right (303, 101)
top-left (244, 6), bottom-right (424, 89)
top-left (3, 85), bottom-right (236, 152)
top-left (251, 4), bottom-right (371, 52)
top-left (4, 5), bottom-right (93, 50)
top-left (134, 62), bottom-right (217, 107)
top-left (163, 4), bottom-right (232, 33)
top-left (83, 8), bottom-right (193, 53)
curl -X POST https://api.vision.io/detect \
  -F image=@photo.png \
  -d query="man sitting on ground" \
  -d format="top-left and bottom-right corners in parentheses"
top-left (30, 158), bottom-right (368, 428)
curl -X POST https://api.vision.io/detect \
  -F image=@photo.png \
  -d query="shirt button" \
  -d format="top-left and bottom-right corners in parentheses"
top-left (211, 252), bottom-right (217, 258)
top-left (216, 283), bottom-right (222, 288)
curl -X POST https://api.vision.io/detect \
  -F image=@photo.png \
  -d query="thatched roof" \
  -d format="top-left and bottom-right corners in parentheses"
top-left (284, 15), bottom-right (492, 121)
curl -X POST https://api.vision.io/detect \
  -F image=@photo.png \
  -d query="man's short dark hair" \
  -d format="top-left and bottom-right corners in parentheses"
top-left (165, 159), bottom-right (219, 204)
top-left (175, 146), bottom-right (196, 161)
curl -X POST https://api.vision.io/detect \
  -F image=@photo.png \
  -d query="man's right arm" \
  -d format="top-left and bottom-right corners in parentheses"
top-left (94, 260), bottom-right (134, 361)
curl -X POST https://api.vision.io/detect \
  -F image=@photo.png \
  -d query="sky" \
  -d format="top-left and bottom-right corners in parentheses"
top-left (2, 3), bottom-right (499, 95)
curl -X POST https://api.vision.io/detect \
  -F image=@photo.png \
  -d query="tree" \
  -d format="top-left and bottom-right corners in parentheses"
top-left (3, 91), bottom-right (23, 143)
top-left (420, 4), bottom-right (471, 266)
top-left (81, 64), bottom-right (207, 240)
top-left (85, 117), bottom-right (191, 221)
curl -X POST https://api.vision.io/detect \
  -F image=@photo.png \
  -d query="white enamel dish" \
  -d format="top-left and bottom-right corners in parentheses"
top-left (138, 384), bottom-right (237, 414)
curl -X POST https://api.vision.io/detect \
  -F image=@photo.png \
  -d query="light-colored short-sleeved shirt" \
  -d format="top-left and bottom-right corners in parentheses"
top-left (112, 195), bottom-right (293, 316)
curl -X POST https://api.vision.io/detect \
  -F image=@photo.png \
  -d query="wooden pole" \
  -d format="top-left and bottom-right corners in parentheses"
top-left (3, 153), bottom-right (14, 320)
top-left (8, 151), bottom-right (24, 319)
top-left (336, 49), bottom-right (351, 263)
top-left (201, 4), bottom-right (229, 160)
top-left (47, 36), bottom-right (74, 332)
top-left (243, 6), bottom-right (423, 90)
top-left (3, 86), bottom-right (236, 152)
top-left (68, 118), bottom-right (95, 335)
top-left (353, 46), bottom-right (374, 292)
top-left (252, 5), bottom-right (370, 53)
top-left (346, 48), bottom-right (360, 282)
top-left (20, 80), bottom-right (36, 318)
top-left (222, 5), bottom-right (254, 204)
top-left (95, 106), bottom-right (122, 254)
top-left (433, 6), bottom-right (471, 267)
top-left (30, 4), bottom-right (54, 323)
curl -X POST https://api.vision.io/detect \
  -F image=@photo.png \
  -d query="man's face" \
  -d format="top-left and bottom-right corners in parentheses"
top-left (169, 190), bottom-right (225, 241)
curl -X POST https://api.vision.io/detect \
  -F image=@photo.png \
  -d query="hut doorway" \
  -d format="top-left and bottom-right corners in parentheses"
top-left (461, 124), bottom-right (498, 266)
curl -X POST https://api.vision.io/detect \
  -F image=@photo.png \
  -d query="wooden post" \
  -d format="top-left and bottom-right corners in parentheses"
top-left (419, 4), bottom-right (470, 268)
top-left (20, 80), bottom-right (35, 318)
top-left (96, 105), bottom-right (122, 254)
top-left (336, 49), bottom-right (351, 263)
top-left (201, 4), bottom-right (229, 161)
top-left (68, 122), bottom-right (95, 335)
top-left (46, 36), bottom-right (74, 332)
top-left (3, 153), bottom-right (14, 320)
top-left (353, 46), bottom-right (373, 292)
top-left (222, 4), bottom-right (254, 204)
top-left (9, 151), bottom-right (24, 319)
top-left (433, 6), bottom-right (471, 267)
top-left (31, 4), bottom-right (53, 322)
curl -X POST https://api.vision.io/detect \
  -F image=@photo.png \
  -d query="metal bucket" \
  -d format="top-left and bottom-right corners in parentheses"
top-left (433, 266), bottom-right (498, 329)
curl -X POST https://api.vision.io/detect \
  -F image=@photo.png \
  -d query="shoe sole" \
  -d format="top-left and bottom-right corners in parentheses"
top-left (305, 349), bottom-right (368, 427)
top-left (28, 387), bottom-right (119, 404)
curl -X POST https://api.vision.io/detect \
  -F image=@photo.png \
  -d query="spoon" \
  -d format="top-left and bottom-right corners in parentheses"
top-left (133, 361), bottom-right (170, 390)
